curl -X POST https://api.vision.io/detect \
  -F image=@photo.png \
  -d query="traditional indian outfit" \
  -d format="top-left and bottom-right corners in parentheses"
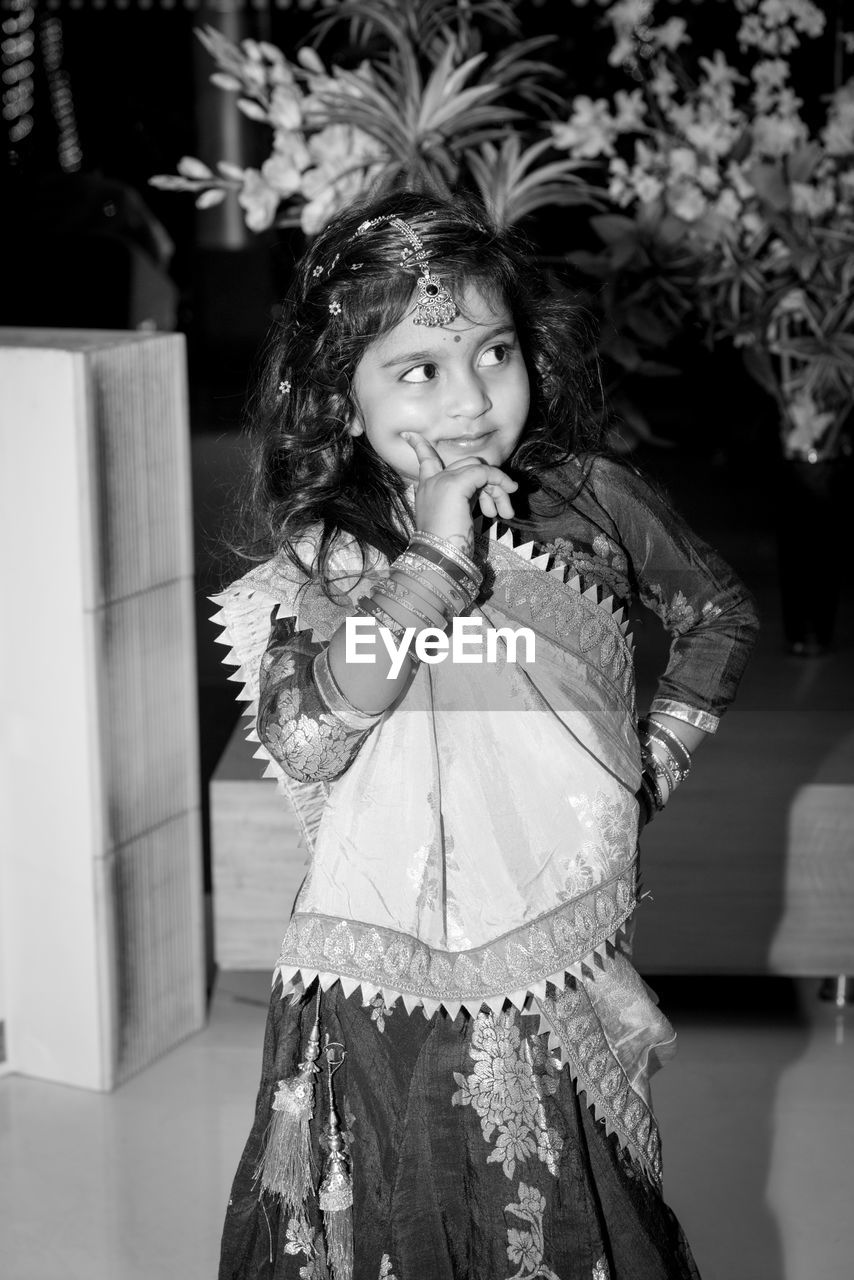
top-left (214, 456), bottom-right (758, 1280)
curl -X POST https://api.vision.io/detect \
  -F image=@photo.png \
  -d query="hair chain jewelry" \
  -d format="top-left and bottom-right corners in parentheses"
top-left (353, 214), bottom-right (458, 327)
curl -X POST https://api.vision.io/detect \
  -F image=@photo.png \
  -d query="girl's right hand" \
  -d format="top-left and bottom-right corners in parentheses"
top-left (401, 432), bottom-right (518, 547)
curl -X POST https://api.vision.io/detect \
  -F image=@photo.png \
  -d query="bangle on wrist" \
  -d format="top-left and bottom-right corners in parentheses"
top-left (371, 584), bottom-right (448, 631)
top-left (390, 550), bottom-right (475, 609)
top-left (409, 530), bottom-right (482, 581)
top-left (312, 647), bottom-right (383, 730)
top-left (390, 567), bottom-right (461, 616)
top-left (639, 717), bottom-right (692, 775)
top-left (406, 538), bottom-right (482, 592)
top-left (356, 597), bottom-right (410, 645)
top-left (374, 576), bottom-right (451, 628)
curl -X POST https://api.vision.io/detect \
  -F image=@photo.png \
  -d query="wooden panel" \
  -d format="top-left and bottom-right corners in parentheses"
top-left (211, 725), bottom-right (309, 969)
top-left (633, 707), bottom-right (854, 975)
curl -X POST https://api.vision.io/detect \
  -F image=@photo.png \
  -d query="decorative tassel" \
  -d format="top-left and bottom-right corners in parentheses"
top-left (254, 985), bottom-right (322, 1218)
top-left (319, 1039), bottom-right (354, 1280)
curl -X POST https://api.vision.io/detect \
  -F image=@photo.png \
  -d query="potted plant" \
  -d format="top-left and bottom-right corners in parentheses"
top-left (551, 0), bottom-right (854, 649)
top-left (151, 0), bottom-right (595, 232)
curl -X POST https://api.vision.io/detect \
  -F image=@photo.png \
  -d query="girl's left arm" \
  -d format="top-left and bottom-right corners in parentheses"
top-left (587, 457), bottom-right (760, 740)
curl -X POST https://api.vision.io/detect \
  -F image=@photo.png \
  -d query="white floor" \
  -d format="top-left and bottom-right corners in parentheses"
top-left (1, 972), bottom-right (851, 1280)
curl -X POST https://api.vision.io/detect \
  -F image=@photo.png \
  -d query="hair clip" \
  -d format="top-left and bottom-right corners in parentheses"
top-left (328, 300), bottom-right (342, 316)
top-left (350, 262), bottom-right (363, 271)
top-left (312, 265), bottom-right (324, 278)
top-left (278, 379), bottom-right (291, 396)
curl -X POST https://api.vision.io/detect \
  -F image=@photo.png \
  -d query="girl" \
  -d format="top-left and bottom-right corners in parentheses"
top-left (214, 191), bottom-right (758, 1280)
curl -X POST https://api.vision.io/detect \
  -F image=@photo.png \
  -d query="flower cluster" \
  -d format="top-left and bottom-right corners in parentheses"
top-left (151, 32), bottom-right (386, 235)
top-left (151, 5), bottom-right (592, 237)
top-left (553, 0), bottom-right (854, 460)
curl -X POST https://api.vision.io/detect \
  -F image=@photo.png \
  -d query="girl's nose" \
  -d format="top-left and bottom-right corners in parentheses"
top-left (446, 367), bottom-right (492, 420)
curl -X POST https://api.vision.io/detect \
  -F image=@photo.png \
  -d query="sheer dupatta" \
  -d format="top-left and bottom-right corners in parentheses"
top-left (211, 517), bottom-right (676, 1188)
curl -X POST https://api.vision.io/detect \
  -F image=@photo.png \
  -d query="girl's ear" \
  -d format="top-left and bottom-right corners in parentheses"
top-left (348, 413), bottom-right (365, 438)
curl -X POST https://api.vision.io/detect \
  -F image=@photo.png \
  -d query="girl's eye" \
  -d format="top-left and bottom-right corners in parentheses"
top-left (401, 363), bottom-right (439, 384)
top-left (480, 343), bottom-right (510, 367)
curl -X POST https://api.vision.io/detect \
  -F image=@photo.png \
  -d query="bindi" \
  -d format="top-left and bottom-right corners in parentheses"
top-left (453, 335), bottom-right (462, 343)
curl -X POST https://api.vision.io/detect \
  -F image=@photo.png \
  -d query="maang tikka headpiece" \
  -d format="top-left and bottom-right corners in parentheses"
top-left (353, 214), bottom-right (458, 327)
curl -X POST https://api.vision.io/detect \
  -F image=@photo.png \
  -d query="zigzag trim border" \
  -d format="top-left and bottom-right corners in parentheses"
top-left (272, 919), bottom-right (630, 1021)
top-left (208, 582), bottom-right (331, 852)
top-left (476, 513), bottom-right (635, 652)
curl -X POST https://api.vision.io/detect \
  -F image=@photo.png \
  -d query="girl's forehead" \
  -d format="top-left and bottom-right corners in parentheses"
top-left (369, 282), bottom-right (514, 358)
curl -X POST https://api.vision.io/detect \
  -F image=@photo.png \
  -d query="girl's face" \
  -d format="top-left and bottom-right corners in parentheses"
top-left (350, 283), bottom-right (530, 482)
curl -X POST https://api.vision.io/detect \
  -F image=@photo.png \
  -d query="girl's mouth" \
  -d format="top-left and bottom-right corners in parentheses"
top-left (437, 430), bottom-right (495, 451)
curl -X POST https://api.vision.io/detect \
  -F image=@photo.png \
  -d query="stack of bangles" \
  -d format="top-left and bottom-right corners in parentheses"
top-left (355, 531), bottom-right (483, 669)
top-left (637, 716), bottom-right (692, 823)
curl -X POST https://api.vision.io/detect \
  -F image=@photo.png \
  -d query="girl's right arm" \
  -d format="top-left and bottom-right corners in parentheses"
top-left (323, 434), bottom-right (518, 715)
top-left (258, 437), bottom-right (518, 782)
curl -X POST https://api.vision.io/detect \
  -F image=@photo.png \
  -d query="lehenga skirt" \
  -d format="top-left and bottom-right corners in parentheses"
top-left (218, 979), bottom-right (701, 1280)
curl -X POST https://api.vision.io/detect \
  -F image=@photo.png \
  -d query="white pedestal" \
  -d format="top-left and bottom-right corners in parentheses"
top-left (0, 329), bottom-right (205, 1089)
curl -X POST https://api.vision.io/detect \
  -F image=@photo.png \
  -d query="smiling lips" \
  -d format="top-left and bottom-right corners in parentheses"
top-left (436, 430), bottom-right (495, 450)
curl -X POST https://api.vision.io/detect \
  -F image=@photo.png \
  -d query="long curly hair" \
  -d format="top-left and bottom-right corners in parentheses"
top-left (236, 189), bottom-right (607, 596)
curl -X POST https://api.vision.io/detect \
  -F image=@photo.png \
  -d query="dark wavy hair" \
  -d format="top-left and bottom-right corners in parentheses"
top-left (236, 189), bottom-right (607, 596)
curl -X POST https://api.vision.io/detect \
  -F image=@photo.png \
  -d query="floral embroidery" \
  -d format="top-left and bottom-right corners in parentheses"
top-left (270, 685), bottom-right (302, 722)
top-left (559, 851), bottom-right (596, 898)
top-left (262, 711), bottom-right (368, 782)
top-left (260, 648), bottom-right (296, 681)
top-left (568, 791), bottom-right (637, 880)
top-left (592, 1258), bottom-right (610, 1280)
top-left (284, 1215), bottom-right (322, 1274)
top-left (642, 583), bottom-right (697, 635)
top-left (379, 1255), bottom-right (399, 1279)
top-left (452, 1011), bottom-right (562, 1179)
top-left (369, 993), bottom-right (395, 1032)
top-left (540, 534), bottom-right (630, 601)
top-left (504, 1182), bottom-right (560, 1280)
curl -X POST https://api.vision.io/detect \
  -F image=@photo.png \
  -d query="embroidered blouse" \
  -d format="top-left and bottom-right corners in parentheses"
top-left (257, 456), bottom-right (759, 784)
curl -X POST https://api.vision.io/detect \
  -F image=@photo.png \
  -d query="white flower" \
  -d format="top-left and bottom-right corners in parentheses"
top-left (752, 58), bottom-right (789, 90)
top-left (669, 183), bottom-right (708, 222)
top-left (822, 82), bottom-right (854, 156)
top-left (752, 111), bottom-right (807, 156)
top-left (783, 391), bottom-right (835, 457)
top-left (268, 85), bottom-right (303, 132)
top-left (607, 157), bottom-right (632, 205)
top-left (650, 17), bottom-right (689, 52)
top-left (649, 62), bottom-right (677, 105)
top-left (613, 88), bottom-right (647, 133)
top-left (698, 50), bottom-right (745, 92)
top-left (668, 146), bottom-right (698, 181)
top-left (272, 128), bottom-right (311, 171)
top-left (714, 188), bottom-right (743, 222)
top-left (726, 161), bottom-right (756, 201)
top-left (237, 168), bottom-right (281, 231)
top-left (790, 181), bottom-right (835, 218)
top-left (261, 151), bottom-right (305, 200)
top-left (634, 171), bottom-right (664, 204)
top-left (669, 103), bottom-right (741, 157)
top-left (551, 97), bottom-right (617, 158)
